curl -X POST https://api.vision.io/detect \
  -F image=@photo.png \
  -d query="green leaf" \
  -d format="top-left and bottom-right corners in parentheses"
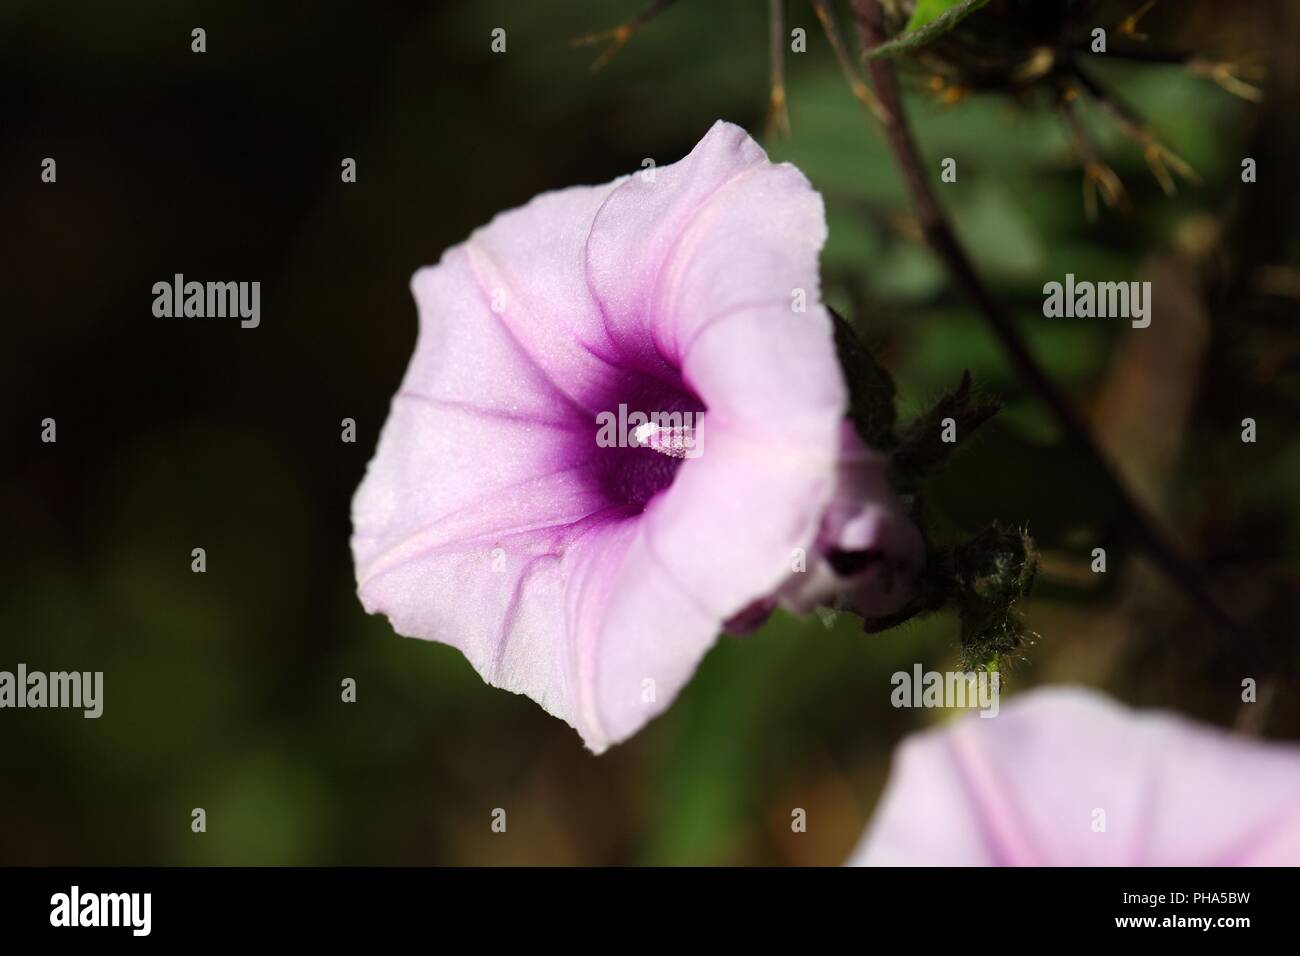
top-left (830, 308), bottom-right (899, 451)
top-left (906, 0), bottom-right (966, 31)
top-left (870, 0), bottom-right (990, 59)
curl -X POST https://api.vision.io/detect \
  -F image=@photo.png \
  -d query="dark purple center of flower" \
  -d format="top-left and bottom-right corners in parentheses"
top-left (589, 370), bottom-right (705, 515)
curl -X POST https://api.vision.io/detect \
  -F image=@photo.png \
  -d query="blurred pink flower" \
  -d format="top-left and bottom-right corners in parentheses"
top-left (848, 686), bottom-right (1300, 866)
top-left (351, 121), bottom-right (923, 752)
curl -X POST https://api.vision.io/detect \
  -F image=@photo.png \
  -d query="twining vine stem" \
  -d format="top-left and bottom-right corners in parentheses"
top-left (849, 0), bottom-right (1255, 652)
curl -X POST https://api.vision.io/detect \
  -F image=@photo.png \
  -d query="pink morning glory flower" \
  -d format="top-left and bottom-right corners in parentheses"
top-left (351, 121), bottom-right (923, 752)
top-left (848, 686), bottom-right (1300, 866)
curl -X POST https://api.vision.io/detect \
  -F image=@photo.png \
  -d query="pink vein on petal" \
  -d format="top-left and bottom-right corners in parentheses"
top-left (946, 721), bottom-right (1043, 866)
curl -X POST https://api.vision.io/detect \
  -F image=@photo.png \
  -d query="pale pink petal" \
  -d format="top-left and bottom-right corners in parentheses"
top-left (848, 686), bottom-right (1300, 865)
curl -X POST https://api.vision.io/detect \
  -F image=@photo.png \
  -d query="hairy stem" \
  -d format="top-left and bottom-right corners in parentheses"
top-left (767, 0), bottom-right (792, 138)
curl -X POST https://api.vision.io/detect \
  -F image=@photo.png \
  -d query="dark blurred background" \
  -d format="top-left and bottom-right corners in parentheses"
top-left (2, 0), bottom-right (1298, 864)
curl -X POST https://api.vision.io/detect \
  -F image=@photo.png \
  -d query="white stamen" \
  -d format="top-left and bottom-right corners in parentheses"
top-left (633, 422), bottom-right (696, 459)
